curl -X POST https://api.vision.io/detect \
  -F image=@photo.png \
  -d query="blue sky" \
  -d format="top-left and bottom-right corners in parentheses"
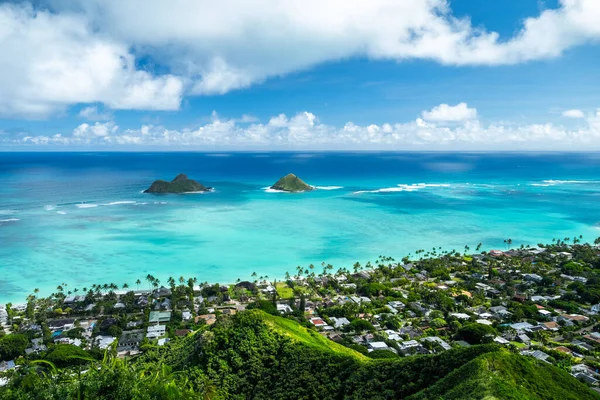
top-left (0, 0), bottom-right (599, 150)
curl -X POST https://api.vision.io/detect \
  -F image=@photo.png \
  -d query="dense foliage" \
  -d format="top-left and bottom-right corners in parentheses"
top-left (2, 310), bottom-right (598, 399)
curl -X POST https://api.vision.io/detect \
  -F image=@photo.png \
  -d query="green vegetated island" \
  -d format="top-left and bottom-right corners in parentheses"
top-left (271, 173), bottom-right (314, 192)
top-left (144, 173), bottom-right (212, 193)
top-left (2, 238), bottom-right (600, 399)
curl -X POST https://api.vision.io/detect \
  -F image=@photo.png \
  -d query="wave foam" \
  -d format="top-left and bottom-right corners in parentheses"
top-left (106, 201), bottom-right (136, 206)
top-left (314, 186), bottom-right (343, 190)
top-left (532, 180), bottom-right (599, 187)
top-left (0, 210), bottom-right (15, 215)
top-left (354, 183), bottom-right (451, 194)
top-left (44, 205), bottom-right (56, 211)
top-left (0, 218), bottom-right (19, 223)
top-left (263, 186), bottom-right (286, 193)
top-left (75, 204), bottom-right (98, 209)
top-left (56, 211), bottom-right (67, 215)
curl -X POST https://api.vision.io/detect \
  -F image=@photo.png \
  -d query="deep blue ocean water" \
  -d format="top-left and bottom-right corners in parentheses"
top-left (1, 152), bottom-right (599, 303)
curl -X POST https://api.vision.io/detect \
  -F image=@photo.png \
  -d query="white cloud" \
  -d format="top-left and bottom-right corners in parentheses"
top-left (422, 103), bottom-right (477, 122)
top-left (72, 122), bottom-right (119, 140)
top-left (0, 1), bottom-right (599, 116)
top-left (79, 106), bottom-right (112, 121)
top-left (562, 109), bottom-right (585, 118)
top-left (0, 3), bottom-right (183, 118)
top-left (10, 107), bottom-right (600, 150)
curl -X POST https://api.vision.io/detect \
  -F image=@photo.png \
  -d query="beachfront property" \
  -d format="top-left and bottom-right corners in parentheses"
top-left (3, 241), bottom-right (600, 392)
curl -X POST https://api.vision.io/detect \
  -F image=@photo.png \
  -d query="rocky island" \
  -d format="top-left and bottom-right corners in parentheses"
top-left (270, 173), bottom-right (314, 192)
top-left (144, 174), bottom-right (211, 194)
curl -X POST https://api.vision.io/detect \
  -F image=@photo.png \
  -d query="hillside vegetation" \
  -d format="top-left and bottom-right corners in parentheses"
top-left (2, 310), bottom-right (598, 400)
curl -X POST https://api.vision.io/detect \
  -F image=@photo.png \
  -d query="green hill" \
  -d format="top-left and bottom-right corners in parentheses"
top-left (144, 173), bottom-right (210, 193)
top-left (407, 350), bottom-right (598, 400)
top-left (270, 173), bottom-right (314, 192)
top-left (2, 310), bottom-right (598, 400)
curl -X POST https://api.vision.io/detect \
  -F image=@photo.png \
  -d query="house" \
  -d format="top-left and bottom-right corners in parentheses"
top-left (559, 314), bottom-right (589, 324)
top-left (476, 319), bottom-right (493, 326)
top-left (329, 317), bottom-right (350, 329)
top-left (309, 317), bottom-right (328, 328)
top-left (147, 324), bottom-right (166, 339)
top-left (48, 318), bottom-right (76, 331)
top-left (511, 322), bottom-right (534, 332)
top-left (517, 334), bottom-right (531, 345)
top-left (384, 329), bottom-right (402, 341)
top-left (276, 304), bottom-right (293, 314)
top-left (523, 273), bottom-right (543, 283)
top-left (0, 360), bottom-right (16, 372)
top-left (182, 311), bottom-right (192, 321)
top-left (117, 330), bottom-right (145, 352)
top-left (528, 350), bottom-right (550, 362)
top-left (95, 335), bottom-right (116, 349)
top-left (368, 342), bottom-right (393, 352)
top-left (543, 321), bottom-right (560, 331)
top-left (584, 332), bottom-right (600, 345)
top-left (421, 336), bottom-right (451, 351)
top-left (148, 311), bottom-right (172, 324)
top-left (493, 336), bottom-right (510, 345)
top-left (591, 304), bottom-right (600, 313)
top-left (450, 313), bottom-right (470, 320)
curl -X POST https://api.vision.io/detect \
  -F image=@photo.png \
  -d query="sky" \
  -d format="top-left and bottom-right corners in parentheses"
top-left (0, 0), bottom-right (600, 150)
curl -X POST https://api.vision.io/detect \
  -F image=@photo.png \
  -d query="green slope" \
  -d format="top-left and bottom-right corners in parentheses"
top-left (270, 173), bottom-right (314, 192)
top-left (3, 310), bottom-right (598, 400)
top-left (260, 311), bottom-right (368, 360)
top-left (407, 350), bottom-right (600, 400)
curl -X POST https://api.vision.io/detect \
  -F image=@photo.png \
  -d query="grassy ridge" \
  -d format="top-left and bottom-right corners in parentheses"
top-left (407, 351), bottom-right (600, 400)
top-left (261, 312), bottom-right (368, 360)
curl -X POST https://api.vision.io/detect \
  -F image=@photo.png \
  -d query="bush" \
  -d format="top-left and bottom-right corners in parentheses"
top-left (246, 300), bottom-right (278, 315)
top-left (45, 344), bottom-right (94, 368)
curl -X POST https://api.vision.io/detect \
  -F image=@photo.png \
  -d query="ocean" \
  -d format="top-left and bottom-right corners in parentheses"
top-left (1, 152), bottom-right (599, 303)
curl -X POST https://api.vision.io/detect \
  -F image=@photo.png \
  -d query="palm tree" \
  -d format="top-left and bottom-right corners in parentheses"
top-left (122, 283), bottom-right (129, 290)
top-left (135, 279), bottom-right (141, 290)
top-left (179, 276), bottom-right (185, 285)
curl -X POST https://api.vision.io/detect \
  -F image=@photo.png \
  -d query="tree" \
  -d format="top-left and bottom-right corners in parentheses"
top-left (0, 334), bottom-right (29, 361)
top-left (457, 323), bottom-right (497, 344)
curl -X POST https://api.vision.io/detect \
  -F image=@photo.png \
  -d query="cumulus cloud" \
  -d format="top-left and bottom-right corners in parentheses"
top-left (79, 106), bottom-right (112, 121)
top-left (422, 103), bottom-right (477, 122)
top-left (9, 107), bottom-right (600, 150)
top-left (562, 109), bottom-right (585, 118)
top-left (0, 3), bottom-right (183, 118)
top-left (1, 1), bottom-right (600, 116)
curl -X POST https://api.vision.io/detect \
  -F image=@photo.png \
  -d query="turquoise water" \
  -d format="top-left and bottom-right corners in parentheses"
top-left (1, 152), bottom-right (599, 303)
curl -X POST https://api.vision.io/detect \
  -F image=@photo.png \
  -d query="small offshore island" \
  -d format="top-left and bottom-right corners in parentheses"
top-left (271, 173), bottom-right (314, 192)
top-left (144, 173), bottom-right (211, 194)
top-left (2, 238), bottom-right (600, 399)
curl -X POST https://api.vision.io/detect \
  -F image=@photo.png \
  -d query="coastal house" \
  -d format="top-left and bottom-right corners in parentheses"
top-left (523, 273), bottom-right (543, 283)
top-left (48, 318), bottom-right (76, 331)
top-left (147, 324), bottom-right (166, 339)
top-left (450, 312), bottom-right (471, 320)
top-left (368, 342), bottom-right (394, 353)
top-left (309, 317), bottom-right (328, 328)
top-left (0, 360), bottom-right (16, 372)
top-left (421, 336), bottom-right (451, 351)
top-left (95, 335), bottom-right (116, 349)
top-left (149, 311), bottom-right (172, 324)
top-left (182, 311), bottom-right (192, 321)
top-left (117, 330), bottom-right (145, 352)
top-left (276, 304), bottom-right (293, 314)
top-left (329, 317), bottom-right (350, 329)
